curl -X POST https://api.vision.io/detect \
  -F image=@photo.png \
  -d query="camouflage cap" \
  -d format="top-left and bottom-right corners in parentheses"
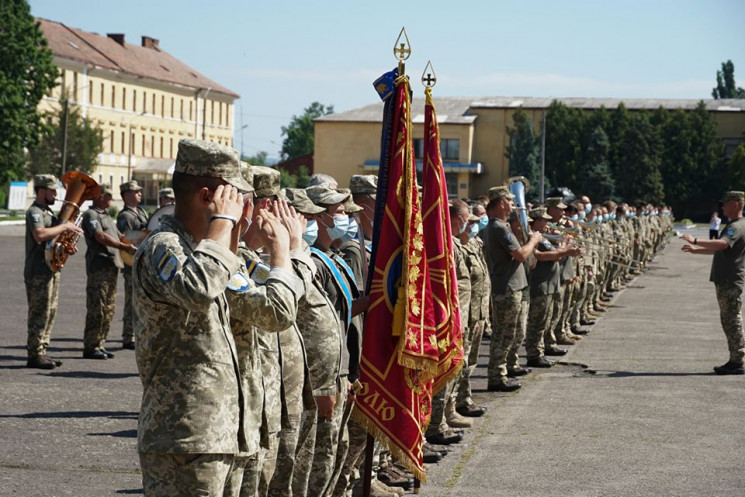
top-left (338, 188), bottom-right (363, 213)
top-left (545, 197), bottom-right (568, 209)
top-left (283, 188), bottom-right (325, 215)
top-left (158, 187), bottom-right (174, 199)
top-left (120, 180), bottom-right (143, 194)
top-left (487, 186), bottom-right (515, 202)
top-left (306, 185), bottom-right (349, 206)
top-left (240, 161), bottom-right (254, 188)
top-left (529, 206), bottom-right (552, 220)
top-left (349, 174), bottom-right (378, 195)
top-left (99, 183), bottom-right (114, 196)
top-left (174, 138), bottom-right (253, 193)
top-left (251, 165), bottom-right (281, 198)
top-left (308, 173), bottom-right (338, 188)
top-left (33, 174), bottom-right (58, 189)
top-left (721, 191), bottom-right (745, 203)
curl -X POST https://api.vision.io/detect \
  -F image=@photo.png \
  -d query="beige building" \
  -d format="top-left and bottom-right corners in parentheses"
top-left (314, 96), bottom-right (745, 198)
top-left (36, 18), bottom-right (238, 206)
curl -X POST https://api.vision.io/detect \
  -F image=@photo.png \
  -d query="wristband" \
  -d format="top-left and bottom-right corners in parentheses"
top-left (210, 214), bottom-right (238, 228)
top-left (693, 238), bottom-right (698, 245)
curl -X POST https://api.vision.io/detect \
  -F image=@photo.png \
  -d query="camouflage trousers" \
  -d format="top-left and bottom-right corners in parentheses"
top-left (526, 294), bottom-right (554, 360)
top-left (307, 383), bottom-right (350, 497)
top-left (139, 452), bottom-right (235, 497)
top-left (25, 272), bottom-right (60, 359)
top-left (556, 281), bottom-right (578, 338)
top-left (425, 378), bottom-right (455, 437)
top-left (290, 408), bottom-right (318, 497)
top-left (456, 319), bottom-right (487, 408)
top-left (226, 453), bottom-right (259, 497)
top-left (487, 290), bottom-right (523, 384)
top-left (121, 267), bottom-right (135, 345)
top-left (569, 279), bottom-right (588, 329)
top-left (330, 414), bottom-right (368, 497)
top-left (546, 288), bottom-right (564, 347)
top-left (508, 300), bottom-right (529, 370)
top-left (241, 432), bottom-right (279, 497)
top-left (83, 263), bottom-right (118, 352)
top-left (267, 414), bottom-right (301, 497)
top-left (715, 285), bottom-right (745, 365)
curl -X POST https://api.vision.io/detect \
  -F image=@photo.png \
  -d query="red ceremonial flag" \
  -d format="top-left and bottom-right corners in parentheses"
top-left (422, 87), bottom-right (464, 392)
top-left (354, 70), bottom-right (437, 482)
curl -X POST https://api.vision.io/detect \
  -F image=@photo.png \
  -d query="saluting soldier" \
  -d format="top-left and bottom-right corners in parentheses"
top-left (117, 180), bottom-right (149, 350)
top-left (681, 191), bottom-right (745, 375)
top-left (24, 174), bottom-right (83, 369)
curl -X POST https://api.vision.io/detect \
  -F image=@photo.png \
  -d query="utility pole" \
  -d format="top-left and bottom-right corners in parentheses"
top-left (539, 109), bottom-right (546, 203)
top-left (61, 99), bottom-right (69, 176)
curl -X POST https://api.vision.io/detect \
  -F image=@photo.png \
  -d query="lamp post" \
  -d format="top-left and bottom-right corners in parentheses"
top-left (240, 124), bottom-right (248, 158)
top-left (126, 111), bottom-right (147, 181)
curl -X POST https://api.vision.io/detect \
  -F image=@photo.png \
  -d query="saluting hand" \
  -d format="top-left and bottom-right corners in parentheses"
top-left (273, 198), bottom-right (305, 251)
top-left (205, 185), bottom-right (243, 222)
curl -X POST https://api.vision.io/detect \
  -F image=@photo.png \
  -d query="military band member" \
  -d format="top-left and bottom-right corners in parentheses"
top-left (116, 180), bottom-right (148, 350)
top-left (681, 191), bottom-right (745, 375)
top-left (82, 184), bottom-right (134, 359)
top-left (24, 174), bottom-right (83, 369)
top-left (158, 187), bottom-right (175, 208)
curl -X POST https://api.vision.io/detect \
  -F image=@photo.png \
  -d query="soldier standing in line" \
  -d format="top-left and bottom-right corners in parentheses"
top-left (133, 139), bottom-right (254, 496)
top-left (81, 184), bottom-right (135, 360)
top-left (158, 187), bottom-right (175, 208)
top-left (485, 186), bottom-right (541, 392)
top-left (24, 174), bottom-right (83, 369)
top-left (681, 191), bottom-right (745, 375)
top-left (116, 180), bottom-right (148, 350)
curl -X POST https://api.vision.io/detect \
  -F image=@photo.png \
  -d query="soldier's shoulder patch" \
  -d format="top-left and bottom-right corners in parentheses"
top-left (227, 271), bottom-right (251, 292)
top-left (90, 219), bottom-right (99, 229)
top-left (156, 251), bottom-right (179, 282)
top-left (31, 213), bottom-right (41, 223)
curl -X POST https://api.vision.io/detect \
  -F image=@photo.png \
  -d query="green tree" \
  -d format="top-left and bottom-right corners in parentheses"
top-left (505, 108), bottom-right (540, 190)
top-left (243, 150), bottom-right (268, 166)
top-left (280, 102), bottom-right (334, 160)
top-left (28, 94), bottom-right (104, 177)
top-left (0, 0), bottom-right (59, 185)
top-left (712, 60), bottom-right (745, 99)
top-left (545, 100), bottom-right (585, 189)
top-left (727, 145), bottom-right (745, 191)
top-left (613, 113), bottom-right (665, 205)
top-left (277, 165), bottom-right (310, 189)
top-left (578, 126), bottom-right (615, 201)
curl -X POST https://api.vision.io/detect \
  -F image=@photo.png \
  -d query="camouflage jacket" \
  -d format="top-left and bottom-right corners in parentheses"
top-left (133, 215), bottom-right (245, 454)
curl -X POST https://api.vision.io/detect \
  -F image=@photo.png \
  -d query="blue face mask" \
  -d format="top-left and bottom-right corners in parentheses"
top-left (468, 223), bottom-right (479, 238)
top-left (578, 211), bottom-right (586, 220)
top-left (326, 214), bottom-right (349, 241)
top-left (478, 215), bottom-right (489, 232)
top-left (610, 212), bottom-right (616, 221)
top-left (458, 220), bottom-right (467, 235)
top-left (570, 215), bottom-right (578, 221)
top-left (342, 216), bottom-right (358, 242)
top-left (596, 216), bottom-right (603, 225)
top-left (585, 204), bottom-right (592, 214)
top-left (302, 220), bottom-right (318, 246)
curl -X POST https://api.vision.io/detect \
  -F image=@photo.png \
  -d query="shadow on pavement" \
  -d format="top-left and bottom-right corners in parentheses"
top-left (586, 370), bottom-right (715, 378)
top-left (0, 410), bottom-right (137, 420)
top-left (89, 429), bottom-right (137, 438)
top-left (46, 371), bottom-right (139, 380)
top-left (115, 490), bottom-right (143, 495)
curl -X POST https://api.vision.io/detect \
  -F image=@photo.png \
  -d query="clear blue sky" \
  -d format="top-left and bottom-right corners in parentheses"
top-left (30, 0), bottom-right (745, 160)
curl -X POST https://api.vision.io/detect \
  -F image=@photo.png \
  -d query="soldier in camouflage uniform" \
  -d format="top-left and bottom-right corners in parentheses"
top-left (24, 174), bottom-right (83, 369)
top-left (484, 186), bottom-right (541, 391)
top-left (133, 139), bottom-right (256, 496)
top-left (81, 184), bottom-right (135, 359)
top-left (682, 191), bottom-right (745, 375)
top-left (116, 180), bottom-right (148, 349)
top-left (507, 212), bottom-right (533, 377)
top-left (546, 197), bottom-right (577, 352)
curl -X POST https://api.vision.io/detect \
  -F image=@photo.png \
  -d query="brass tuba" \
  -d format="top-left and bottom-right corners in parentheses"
top-left (45, 171), bottom-right (100, 272)
top-left (508, 176), bottom-right (531, 243)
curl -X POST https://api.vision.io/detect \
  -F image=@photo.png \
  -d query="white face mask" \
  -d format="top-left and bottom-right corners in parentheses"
top-left (302, 220), bottom-right (318, 245)
top-left (326, 214), bottom-right (349, 241)
top-left (342, 216), bottom-right (358, 242)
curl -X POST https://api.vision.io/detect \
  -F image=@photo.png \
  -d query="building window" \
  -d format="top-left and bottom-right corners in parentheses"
top-left (160, 136), bottom-right (164, 157)
top-left (143, 91), bottom-right (147, 113)
top-left (60, 71), bottom-right (66, 94)
top-left (122, 87), bottom-right (126, 110)
top-left (98, 174), bottom-right (102, 184)
top-left (440, 139), bottom-right (460, 161)
top-left (152, 94), bottom-right (156, 115)
top-left (121, 131), bottom-right (125, 154)
top-left (445, 173), bottom-right (458, 197)
top-left (100, 83), bottom-right (104, 105)
top-left (724, 138), bottom-right (742, 158)
top-left (161, 95), bottom-right (165, 117)
top-left (110, 175), bottom-right (114, 187)
top-left (170, 137), bottom-right (174, 157)
top-left (226, 105), bottom-right (230, 127)
top-left (142, 135), bottom-right (147, 157)
top-left (72, 72), bottom-right (78, 102)
top-left (189, 101), bottom-right (193, 121)
top-left (218, 102), bottom-right (223, 126)
top-left (109, 131), bottom-right (114, 153)
top-left (120, 175), bottom-right (124, 186)
top-left (171, 97), bottom-right (175, 118)
top-left (89, 84), bottom-right (93, 105)
top-left (180, 100), bottom-right (184, 120)
top-left (210, 100), bottom-right (214, 125)
top-left (133, 90), bottom-right (137, 112)
top-left (413, 138), bottom-right (424, 159)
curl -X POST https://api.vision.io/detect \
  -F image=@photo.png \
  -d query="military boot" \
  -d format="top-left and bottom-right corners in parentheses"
top-left (445, 401), bottom-right (473, 429)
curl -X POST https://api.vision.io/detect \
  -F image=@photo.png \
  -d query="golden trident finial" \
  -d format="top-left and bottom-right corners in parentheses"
top-left (393, 27), bottom-right (411, 76)
top-left (421, 60), bottom-right (437, 88)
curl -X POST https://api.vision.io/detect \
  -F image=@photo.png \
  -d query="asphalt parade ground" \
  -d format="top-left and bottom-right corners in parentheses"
top-left (0, 224), bottom-right (743, 497)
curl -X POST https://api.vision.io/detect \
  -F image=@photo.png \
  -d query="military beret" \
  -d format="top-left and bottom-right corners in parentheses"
top-left (721, 191), bottom-right (745, 203)
top-left (306, 185), bottom-right (349, 206)
top-left (158, 187), bottom-right (174, 199)
top-left (488, 186), bottom-right (515, 202)
top-left (99, 183), bottom-right (114, 196)
top-left (120, 180), bottom-right (143, 194)
top-left (174, 139), bottom-right (253, 193)
top-left (545, 197), bottom-right (568, 209)
top-left (33, 174), bottom-right (58, 189)
top-left (251, 165), bottom-right (281, 198)
top-left (282, 188), bottom-right (325, 215)
top-left (349, 174), bottom-right (378, 195)
top-left (529, 206), bottom-right (552, 220)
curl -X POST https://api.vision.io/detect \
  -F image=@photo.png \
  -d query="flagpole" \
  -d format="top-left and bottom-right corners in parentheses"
top-left (362, 28), bottom-right (412, 497)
